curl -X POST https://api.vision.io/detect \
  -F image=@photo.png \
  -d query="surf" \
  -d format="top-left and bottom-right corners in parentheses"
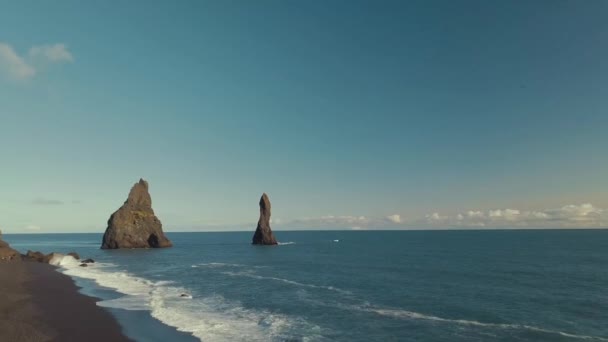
top-left (52, 256), bottom-right (318, 342)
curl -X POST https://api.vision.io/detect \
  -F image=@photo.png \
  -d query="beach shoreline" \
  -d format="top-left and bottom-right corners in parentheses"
top-left (0, 260), bottom-right (132, 342)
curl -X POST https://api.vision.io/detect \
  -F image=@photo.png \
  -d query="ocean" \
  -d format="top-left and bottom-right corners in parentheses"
top-left (4, 230), bottom-right (607, 342)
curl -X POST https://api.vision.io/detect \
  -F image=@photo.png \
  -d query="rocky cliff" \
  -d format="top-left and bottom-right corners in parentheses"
top-left (0, 238), bottom-right (19, 262)
top-left (101, 179), bottom-right (172, 249)
top-left (252, 193), bottom-right (278, 245)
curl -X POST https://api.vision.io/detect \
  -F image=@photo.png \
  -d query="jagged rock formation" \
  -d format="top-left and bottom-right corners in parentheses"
top-left (101, 178), bottom-right (172, 249)
top-left (0, 238), bottom-right (20, 262)
top-left (67, 252), bottom-right (80, 260)
top-left (23, 250), bottom-right (46, 263)
top-left (252, 193), bottom-right (278, 245)
top-left (21, 251), bottom-right (76, 264)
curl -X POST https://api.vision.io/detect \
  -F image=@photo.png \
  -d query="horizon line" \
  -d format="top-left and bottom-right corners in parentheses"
top-left (3, 227), bottom-right (607, 235)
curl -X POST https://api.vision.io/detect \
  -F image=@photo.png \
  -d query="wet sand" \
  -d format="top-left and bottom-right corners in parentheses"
top-left (0, 260), bottom-right (132, 342)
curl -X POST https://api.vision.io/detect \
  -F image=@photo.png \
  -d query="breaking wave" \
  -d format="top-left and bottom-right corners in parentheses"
top-left (191, 262), bottom-right (268, 269)
top-left (343, 302), bottom-right (608, 341)
top-left (294, 291), bottom-right (608, 341)
top-left (221, 270), bottom-right (352, 295)
top-left (371, 307), bottom-right (608, 340)
top-left (49, 255), bottom-right (606, 342)
top-left (51, 255), bottom-right (319, 342)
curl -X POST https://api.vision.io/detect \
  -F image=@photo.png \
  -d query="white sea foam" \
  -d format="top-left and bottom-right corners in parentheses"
top-left (97, 295), bottom-right (150, 311)
top-left (278, 241), bottom-right (295, 245)
top-left (295, 293), bottom-right (608, 342)
top-left (366, 307), bottom-right (608, 341)
top-left (192, 262), bottom-right (268, 269)
top-left (222, 270), bottom-right (352, 295)
top-left (47, 253), bottom-right (79, 266)
top-left (52, 255), bottom-right (603, 341)
top-left (53, 257), bottom-right (318, 342)
top-left (195, 262), bottom-right (248, 268)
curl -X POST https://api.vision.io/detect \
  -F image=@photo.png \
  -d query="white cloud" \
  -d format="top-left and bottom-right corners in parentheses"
top-left (24, 225), bottom-right (41, 231)
top-left (425, 203), bottom-right (608, 228)
top-left (31, 198), bottom-right (64, 206)
top-left (467, 210), bottom-right (485, 218)
top-left (426, 212), bottom-right (447, 221)
top-left (0, 43), bottom-right (36, 79)
top-left (531, 211), bottom-right (549, 219)
top-left (29, 43), bottom-right (74, 63)
top-left (288, 215), bottom-right (370, 228)
top-left (272, 203), bottom-right (607, 230)
top-left (488, 209), bottom-right (520, 221)
top-left (0, 42), bottom-right (73, 80)
top-left (488, 210), bottom-right (501, 218)
top-left (504, 209), bottom-right (521, 220)
top-left (386, 214), bottom-right (401, 223)
top-left (552, 203), bottom-right (601, 219)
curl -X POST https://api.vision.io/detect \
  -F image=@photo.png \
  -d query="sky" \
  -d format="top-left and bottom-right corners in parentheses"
top-left (0, 0), bottom-right (607, 233)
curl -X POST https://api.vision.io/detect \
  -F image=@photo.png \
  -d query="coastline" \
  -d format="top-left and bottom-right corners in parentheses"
top-left (0, 261), bottom-right (132, 342)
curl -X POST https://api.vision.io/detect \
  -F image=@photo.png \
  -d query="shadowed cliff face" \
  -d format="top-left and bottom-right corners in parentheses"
top-left (101, 179), bottom-right (172, 249)
top-left (252, 193), bottom-right (278, 245)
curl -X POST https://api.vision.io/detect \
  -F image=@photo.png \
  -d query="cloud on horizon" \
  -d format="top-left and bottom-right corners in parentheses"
top-left (30, 198), bottom-right (65, 206)
top-left (279, 203), bottom-right (607, 230)
top-left (24, 224), bottom-right (41, 231)
top-left (286, 215), bottom-right (370, 229)
top-left (29, 44), bottom-right (74, 63)
top-left (425, 203), bottom-right (607, 228)
top-left (386, 214), bottom-right (401, 223)
top-left (0, 42), bottom-right (73, 80)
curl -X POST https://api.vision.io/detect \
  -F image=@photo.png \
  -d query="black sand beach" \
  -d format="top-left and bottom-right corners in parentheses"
top-left (0, 261), bottom-right (131, 342)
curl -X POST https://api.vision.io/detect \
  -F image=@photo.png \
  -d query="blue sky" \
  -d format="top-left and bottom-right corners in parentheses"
top-left (1, 0), bottom-right (607, 233)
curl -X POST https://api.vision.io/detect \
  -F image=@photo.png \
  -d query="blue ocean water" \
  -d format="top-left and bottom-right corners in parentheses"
top-left (4, 230), bottom-right (607, 342)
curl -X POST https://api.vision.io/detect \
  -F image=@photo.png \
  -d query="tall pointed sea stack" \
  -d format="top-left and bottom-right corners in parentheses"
top-left (252, 193), bottom-right (278, 245)
top-left (101, 179), bottom-right (172, 249)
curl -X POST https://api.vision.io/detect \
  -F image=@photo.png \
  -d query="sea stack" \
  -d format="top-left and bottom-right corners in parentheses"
top-left (101, 178), bottom-right (172, 249)
top-left (252, 193), bottom-right (278, 245)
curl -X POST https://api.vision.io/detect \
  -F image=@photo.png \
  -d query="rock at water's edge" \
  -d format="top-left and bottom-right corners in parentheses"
top-left (252, 193), bottom-right (278, 245)
top-left (101, 179), bottom-right (172, 249)
top-left (23, 250), bottom-right (46, 263)
top-left (0, 239), bottom-right (20, 262)
top-left (43, 252), bottom-right (63, 264)
top-left (20, 250), bottom-right (94, 265)
top-left (67, 252), bottom-right (80, 260)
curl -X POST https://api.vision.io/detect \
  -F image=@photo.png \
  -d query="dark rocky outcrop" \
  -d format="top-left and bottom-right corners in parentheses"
top-left (0, 238), bottom-right (20, 262)
top-left (82, 258), bottom-right (95, 264)
top-left (79, 263), bottom-right (88, 267)
top-left (22, 251), bottom-right (63, 263)
top-left (22, 251), bottom-right (87, 264)
top-left (67, 252), bottom-right (80, 260)
top-left (23, 250), bottom-right (46, 263)
top-left (43, 253), bottom-right (62, 264)
top-left (101, 179), bottom-right (172, 249)
top-left (252, 193), bottom-right (278, 245)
